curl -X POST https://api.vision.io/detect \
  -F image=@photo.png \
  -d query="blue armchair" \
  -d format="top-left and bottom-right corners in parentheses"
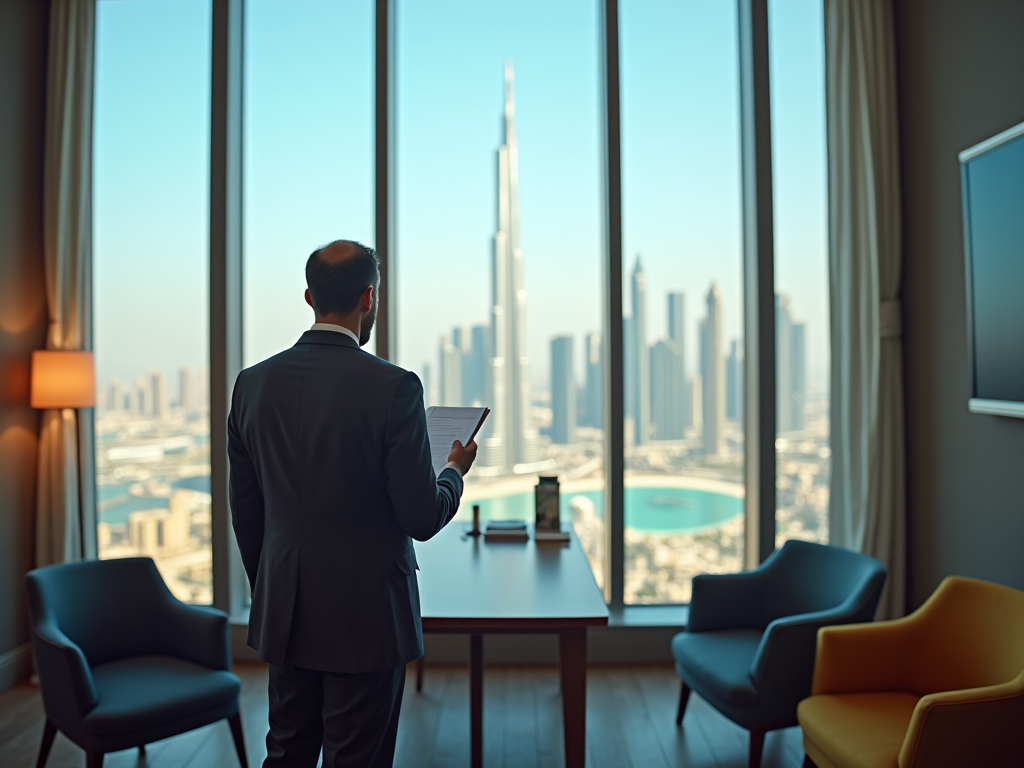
top-left (26, 558), bottom-right (247, 768)
top-left (671, 540), bottom-right (886, 768)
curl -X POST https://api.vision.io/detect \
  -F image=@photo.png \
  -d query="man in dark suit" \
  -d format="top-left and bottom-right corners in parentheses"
top-left (228, 240), bottom-right (476, 767)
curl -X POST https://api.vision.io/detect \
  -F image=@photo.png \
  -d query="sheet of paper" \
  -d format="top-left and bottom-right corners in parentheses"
top-left (425, 406), bottom-right (488, 474)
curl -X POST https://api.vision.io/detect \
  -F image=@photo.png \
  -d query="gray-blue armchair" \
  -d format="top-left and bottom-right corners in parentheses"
top-left (26, 558), bottom-right (247, 768)
top-left (671, 540), bottom-right (886, 768)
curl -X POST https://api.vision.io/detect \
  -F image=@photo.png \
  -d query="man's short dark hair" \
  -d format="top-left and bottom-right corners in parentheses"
top-left (305, 241), bottom-right (380, 316)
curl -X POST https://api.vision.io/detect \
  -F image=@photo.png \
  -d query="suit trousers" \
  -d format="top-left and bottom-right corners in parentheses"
top-left (264, 662), bottom-right (406, 768)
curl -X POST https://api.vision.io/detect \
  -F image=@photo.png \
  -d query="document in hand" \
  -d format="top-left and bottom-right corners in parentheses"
top-left (425, 406), bottom-right (490, 475)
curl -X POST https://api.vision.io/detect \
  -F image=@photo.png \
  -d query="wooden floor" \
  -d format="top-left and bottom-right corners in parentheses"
top-left (0, 663), bottom-right (806, 768)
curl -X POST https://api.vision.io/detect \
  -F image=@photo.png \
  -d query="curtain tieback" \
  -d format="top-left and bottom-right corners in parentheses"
top-left (879, 299), bottom-right (901, 338)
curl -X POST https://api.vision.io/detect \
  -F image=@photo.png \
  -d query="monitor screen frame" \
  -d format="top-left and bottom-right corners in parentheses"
top-left (959, 120), bottom-right (1024, 420)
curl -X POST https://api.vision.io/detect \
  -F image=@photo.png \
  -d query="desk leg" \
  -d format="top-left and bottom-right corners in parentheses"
top-left (470, 634), bottom-right (483, 768)
top-left (559, 628), bottom-right (587, 768)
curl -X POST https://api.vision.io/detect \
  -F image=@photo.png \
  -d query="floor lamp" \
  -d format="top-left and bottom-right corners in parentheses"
top-left (31, 350), bottom-right (96, 558)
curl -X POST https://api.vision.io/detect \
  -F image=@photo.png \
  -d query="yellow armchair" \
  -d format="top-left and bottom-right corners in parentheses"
top-left (797, 576), bottom-right (1024, 768)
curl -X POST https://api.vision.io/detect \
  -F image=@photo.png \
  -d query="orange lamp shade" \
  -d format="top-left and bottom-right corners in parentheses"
top-left (31, 351), bottom-right (96, 409)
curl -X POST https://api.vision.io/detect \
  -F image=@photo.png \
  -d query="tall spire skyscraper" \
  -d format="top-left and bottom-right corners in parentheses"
top-left (482, 63), bottom-right (541, 470)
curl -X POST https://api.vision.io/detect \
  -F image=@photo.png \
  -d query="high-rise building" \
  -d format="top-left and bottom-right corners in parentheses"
top-left (105, 379), bottom-right (122, 413)
top-left (583, 332), bottom-right (603, 428)
top-left (702, 285), bottom-right (725, 456)
top-left (698, 318), bottom-right (706, 382)
top-left (650, 339), bottom-right (682, 440)
top-left (550, 336), bottom-right (576, 444)
top-left (438, 334), bottom-right (462, 406)
top-left (461, 324), bottom-right (488, 406)
top-left (668, 292), bottom-right (686, 406)
top-left (630, 256), bottom-right (650, 445)
top-left (481, 63), bottom-right (541, 470)
top-left (134, 377), bottom-right (148, 416)
top-left (776, 294), bottom-right (807, 432)
top-left (726, 339), bottom-right (743, 422)
top-left (150, 370), bottom-right (167, 418)
top-left (686, 373), bottom-right (702, 430)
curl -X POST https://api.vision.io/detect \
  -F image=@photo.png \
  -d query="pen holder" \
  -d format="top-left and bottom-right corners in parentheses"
top-left (470, 504), bottom-right (481, 536)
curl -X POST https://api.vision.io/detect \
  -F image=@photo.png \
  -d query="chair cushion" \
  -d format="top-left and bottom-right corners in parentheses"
top-left (82, 655), bottom-right (240, 736)
top-left (671, 629), bottom-right (762, 708)
top-left (798, 692), bottom-right (918, 768)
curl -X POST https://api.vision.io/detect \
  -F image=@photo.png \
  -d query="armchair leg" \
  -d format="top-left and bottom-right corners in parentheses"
top-left (228, 713), bottom-right (249, 768)
top-left (748, 727), bottom-right (765, 768)
top-left (802, 757), bottom-right (817, 768)
top-left (139, 744), bottom-right (146, 755)
top-left (35, 719), bottom-right (57, 768)
top-left (675, 680), bottom-right (691, 726)
top-left (86, 753), bottom-right (104, 768)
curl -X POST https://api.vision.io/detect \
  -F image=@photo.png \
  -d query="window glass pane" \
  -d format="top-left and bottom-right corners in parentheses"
top-left (244, 0), bottom-right (374, 367)
top-left (620, 0), bottom-right (745, 604)
top-left (769, 0), bottom-right (830, 546)
top-left (93, 0), bottom-right (212, 603)
top-left (395, 0), bottom-right (606, 587)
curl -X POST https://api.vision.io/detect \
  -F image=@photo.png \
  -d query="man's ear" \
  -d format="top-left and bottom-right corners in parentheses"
top-left (304, 289), bottom-right (314, 309)
top-left (361, 285), bottom-right (374, 311)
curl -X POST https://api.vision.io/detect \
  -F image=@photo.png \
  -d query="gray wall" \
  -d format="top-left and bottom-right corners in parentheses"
top-left (0, 0), bottom-right (49, 686)
top-left (896, 0), bottom-right (1024, 608)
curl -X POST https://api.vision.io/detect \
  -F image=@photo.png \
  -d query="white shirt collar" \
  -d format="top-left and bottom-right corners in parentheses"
top-left (310, 323), bottom-right (361, 346)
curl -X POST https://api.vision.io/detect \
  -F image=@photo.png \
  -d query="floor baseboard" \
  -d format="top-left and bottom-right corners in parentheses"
top-left (0, 643), bottom-right (33, 693)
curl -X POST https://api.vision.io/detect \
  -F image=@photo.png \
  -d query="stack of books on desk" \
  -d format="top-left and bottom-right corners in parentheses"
top-left (484, 520), bottom-right (529, 543)
top-left (534, 526), bottom-right (570, 544)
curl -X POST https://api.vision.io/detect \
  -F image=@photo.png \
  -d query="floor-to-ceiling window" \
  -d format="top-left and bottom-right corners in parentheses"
top-left (769, 0), bottom-right (830, 546)
top-left (93, 0), bottom-right (213, 603)
top-left (243, 0), bottom-right (375, 368)
top-left (394, 0), bottom-right (607, 586)
top-left (619, 0), bottom-right (746, 603)
top-left (91, 1), bottom-right (829, 611)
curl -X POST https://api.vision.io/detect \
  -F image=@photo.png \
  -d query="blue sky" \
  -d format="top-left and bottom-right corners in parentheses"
top-left (93, 0), bottom-right (827, 394)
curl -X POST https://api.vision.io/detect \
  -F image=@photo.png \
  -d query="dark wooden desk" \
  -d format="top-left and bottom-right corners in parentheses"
top-left (415, 526), bottom-right (609, 768)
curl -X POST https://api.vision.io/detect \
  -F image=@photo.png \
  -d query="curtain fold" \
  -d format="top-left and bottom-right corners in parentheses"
top-left (36, 0), bottom-right (96, 568)
top-left (824, 0), bottom-right (906, 619)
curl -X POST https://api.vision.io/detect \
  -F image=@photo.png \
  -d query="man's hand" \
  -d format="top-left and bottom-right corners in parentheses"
top-left (447, 440), bottom-right (478, 476)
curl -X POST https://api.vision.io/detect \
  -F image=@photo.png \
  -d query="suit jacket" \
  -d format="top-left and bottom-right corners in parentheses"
top-left (228, 330), bottom-right (463, 673)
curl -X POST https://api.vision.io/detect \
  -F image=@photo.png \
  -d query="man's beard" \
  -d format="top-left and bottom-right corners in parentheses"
top-left (359, 293), bottom-right (378, 346)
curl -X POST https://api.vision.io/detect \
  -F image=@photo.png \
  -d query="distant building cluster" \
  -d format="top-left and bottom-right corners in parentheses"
top-left (96, 365), bottom-right (212, 603)
top-left (101, 366), bottom-right (208, 419)
top-left (622, 258), bottom-right (748, 457)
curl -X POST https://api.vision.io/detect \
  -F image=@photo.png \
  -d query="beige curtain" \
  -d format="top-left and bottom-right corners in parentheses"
top-left (824, 0), bottom-right (905, 619)
top-left (36, 0), bottom-right (96, 568)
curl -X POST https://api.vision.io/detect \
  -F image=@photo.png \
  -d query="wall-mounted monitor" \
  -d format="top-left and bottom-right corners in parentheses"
top-left (960, 121), bottom-right (1024, 419)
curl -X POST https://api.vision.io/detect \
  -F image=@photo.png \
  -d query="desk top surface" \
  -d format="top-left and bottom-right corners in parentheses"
top-left (415, 525), bottom-right (610, 629)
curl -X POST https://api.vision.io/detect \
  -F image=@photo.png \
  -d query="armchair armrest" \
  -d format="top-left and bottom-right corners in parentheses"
top-left (899, 671), bottom-right (1024, 768)
top-left (811, 617), bottom-right (917, 695)
top-left (159, 599), bottom-right (232, 670)
top-left (750, 607), bottom-right (847, 689)
top-left (687, 569), bottom-right (769, 632)
top-left (31, 621), bottom-right (98, 732)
